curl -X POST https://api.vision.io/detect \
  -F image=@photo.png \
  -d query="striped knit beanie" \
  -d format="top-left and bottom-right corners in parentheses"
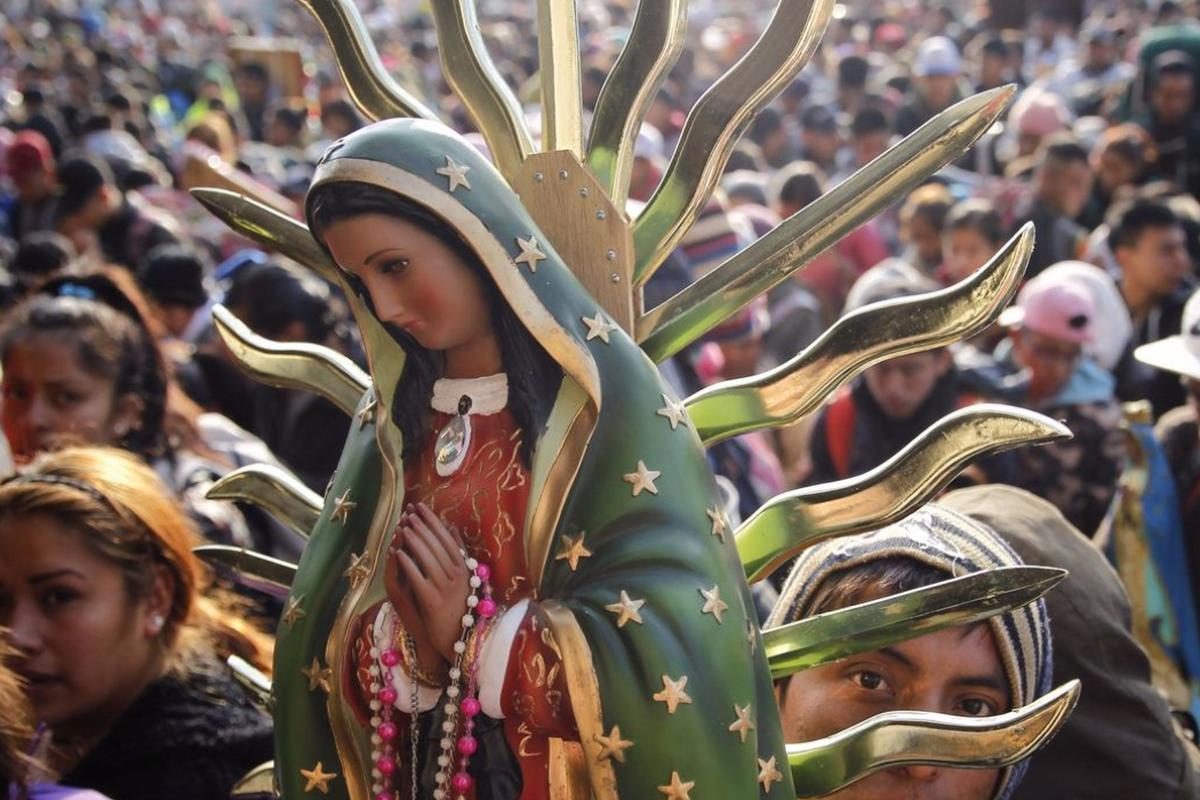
top-left (769, 504), bottom-right (1054, 800)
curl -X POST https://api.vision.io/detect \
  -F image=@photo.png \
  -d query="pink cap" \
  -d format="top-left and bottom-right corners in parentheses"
top-left (1013, 93), bottom-right (1071, 137)
top-left (1002, 278), bottom-right (1095, 343)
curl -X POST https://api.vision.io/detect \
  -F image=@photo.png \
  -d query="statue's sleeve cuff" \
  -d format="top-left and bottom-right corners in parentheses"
top-left (478, 598), bottom-right (530, 719)
top-left (373, 603), bottom-right (442, 713)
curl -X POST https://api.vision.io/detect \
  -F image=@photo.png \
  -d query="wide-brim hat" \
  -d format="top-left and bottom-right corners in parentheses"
top-left (1135, 289), bottom-right (1200, 382)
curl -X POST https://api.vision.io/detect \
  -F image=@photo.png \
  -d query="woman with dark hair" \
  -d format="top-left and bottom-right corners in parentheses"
top-left (1080, 123), bottom-right (1155, 230)
top-left (941, 198), bottom-right (1006, 285)
top-left (0, 447), bottom-right (273, 800)
top-left (0, 271), bottom-right (260, 548)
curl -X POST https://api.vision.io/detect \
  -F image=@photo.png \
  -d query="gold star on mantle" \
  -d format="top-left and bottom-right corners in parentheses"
top-left (300, 761), bottom-right (338, 794)
top-left (728, 704), bottom-right (755, 743)
top-left (657, 770), bottom-right (695, 799)
top-left (656, 394), bottom-right (688, 430)
top-left (301, 656), bottom-right (333, 693)
top-left (652, 674), bottom-right (692, 714)
top-left (581, 312), bottom-right (618, 344)
top-left (706, 506), bottom-right (729, 541)
top-left (746, 617), bottom-right (759, 655)
top-left (355, 395), bottom-right (377, 430)
top-left (623, 460), bottom-right (661, 497)
top-left (699, 584), bottom-right (729, 624)
top-left (330, 488), bottom-right (357, 525)
top-left (594, 725), bottom-right (634, 764)
top-left (283, 595), bottom-right (307, 629)
top-left (435, 155), bottom-right (472, 193)
top-left (757, 756), bottom-right (783, 793)
top-left (514, 236), bottom-right (547, 272)
top-left (343, 551), bottom-right (371, 589)
top-left (605, 590), bottom-right (645, 628)
top-left (554, 532), bottom-right (592, 571)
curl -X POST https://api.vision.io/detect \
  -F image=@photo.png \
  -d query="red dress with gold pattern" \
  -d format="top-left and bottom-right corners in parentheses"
top-left (346, 397), bottom-right (575, 800)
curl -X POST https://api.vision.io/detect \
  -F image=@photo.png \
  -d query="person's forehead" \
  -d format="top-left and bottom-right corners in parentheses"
top-left (1133, 222), bottom-right (1185, 245)
top-left (1024, 328), bottom-right (1081, 351)
top-left (1158, 71), bottom-right (1195, 88)
top-left (872, 350), bottom-right (943, 368)
top-left (0, 513), bottom-right (93, 577)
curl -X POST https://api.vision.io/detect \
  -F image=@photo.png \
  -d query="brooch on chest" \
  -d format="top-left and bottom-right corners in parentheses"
top-left (435, 394), bottom-right (473, 476)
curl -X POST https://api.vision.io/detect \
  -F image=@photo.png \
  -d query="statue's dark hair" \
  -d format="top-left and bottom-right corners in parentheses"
top-left (307, 182), bottom-right (562, 467)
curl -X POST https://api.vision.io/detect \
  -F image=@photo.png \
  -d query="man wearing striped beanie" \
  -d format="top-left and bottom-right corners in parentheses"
top-left (770, 504), bottom-right (1054, 800)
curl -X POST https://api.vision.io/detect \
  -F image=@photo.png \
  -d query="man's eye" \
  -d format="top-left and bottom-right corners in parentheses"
top-left (957, 697), bottom-right (996, 717)
top-left (851, 670), bottom-right (886, 691)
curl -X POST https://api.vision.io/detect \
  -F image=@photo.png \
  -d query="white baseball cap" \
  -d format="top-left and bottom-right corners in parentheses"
top-left (914, 36), bottom-right (962, 77)
top-left (1135, 288), bottom-right (1200, 382)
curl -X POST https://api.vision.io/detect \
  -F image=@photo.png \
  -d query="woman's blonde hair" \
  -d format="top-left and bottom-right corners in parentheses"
top-left (0, 639), bottom-right (34, 791)
top-left (0, 446), bottom-right (272, 674)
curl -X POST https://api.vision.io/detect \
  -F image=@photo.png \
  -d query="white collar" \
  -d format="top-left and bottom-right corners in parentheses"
top-left (431, 373), bottom-right (509, 416)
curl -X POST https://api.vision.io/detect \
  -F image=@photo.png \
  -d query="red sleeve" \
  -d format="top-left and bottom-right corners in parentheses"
top-left (497, 604), bottom-right (578, 740)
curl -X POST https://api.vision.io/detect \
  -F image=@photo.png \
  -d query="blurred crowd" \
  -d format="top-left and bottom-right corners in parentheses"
top-left (2, 0), bottom-right (1200, 798)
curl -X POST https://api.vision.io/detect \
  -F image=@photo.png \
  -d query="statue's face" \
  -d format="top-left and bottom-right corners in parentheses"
top-left (778, 624), bottom-right (1008, 800)
top-left (322, 212), bottom-right (494, 356)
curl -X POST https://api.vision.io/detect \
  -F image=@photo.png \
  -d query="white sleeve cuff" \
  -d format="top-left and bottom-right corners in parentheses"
top-left (477, 599), bottom-right (530, 719)
top-left (373, 604), bottom-right (443, 714)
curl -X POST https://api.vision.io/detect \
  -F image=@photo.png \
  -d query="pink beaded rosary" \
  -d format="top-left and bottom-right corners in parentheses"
top-left (371, 556), bottom-right (498, 800)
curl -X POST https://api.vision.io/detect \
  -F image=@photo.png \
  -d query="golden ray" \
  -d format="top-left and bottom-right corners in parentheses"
top-left (764, 567), bottom-right (1065, 678)
top-left (295, 0), bottom-right (438, 122)
top-left (230, 761), bottom-right (277, 799)
top-left (227, 654), bottom-right (274, 711)
top-left (194, 544), bottom-right (298, 598)
top-left (686, 226), bottom-right (1032, 446)
top-left (737, 405), bottom-right (1070, 583)
top-left (537, 0), bottom-right (583, 158)
top-left (631, 0), bottom-right (835, 286)
top-left (190, 188), bottom-right (340, 283)
top-left (637, 87), bottom-right (1017, 360)
top-left (211, 305), bottom-right (369, 418)
top-left (427, 0), bottom-right (534, 180)
top-left (788, 681), bottom-right (1081, 797)
top-left (207, 463), bottom-right (323, 540)
top-left (586, 0), bottom-right (687, 205)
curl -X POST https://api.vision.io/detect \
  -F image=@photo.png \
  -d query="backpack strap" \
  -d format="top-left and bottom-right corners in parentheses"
top-left (825, 386), bottom-right (857, 480)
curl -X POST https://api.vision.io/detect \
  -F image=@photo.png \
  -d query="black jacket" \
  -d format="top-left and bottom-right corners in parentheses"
top-left (63, 664), bottom-right (273, 800)
top-left (1013, 201), bottom-right (1087, 282)
top-left (1129, 282), bottom-right (1196, 419)
top-left (805, 368), bottom-right (1014, 487)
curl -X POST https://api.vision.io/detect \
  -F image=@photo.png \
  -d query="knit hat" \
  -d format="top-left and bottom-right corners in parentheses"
top-left (769, 505), bottom-right (1054, 800)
